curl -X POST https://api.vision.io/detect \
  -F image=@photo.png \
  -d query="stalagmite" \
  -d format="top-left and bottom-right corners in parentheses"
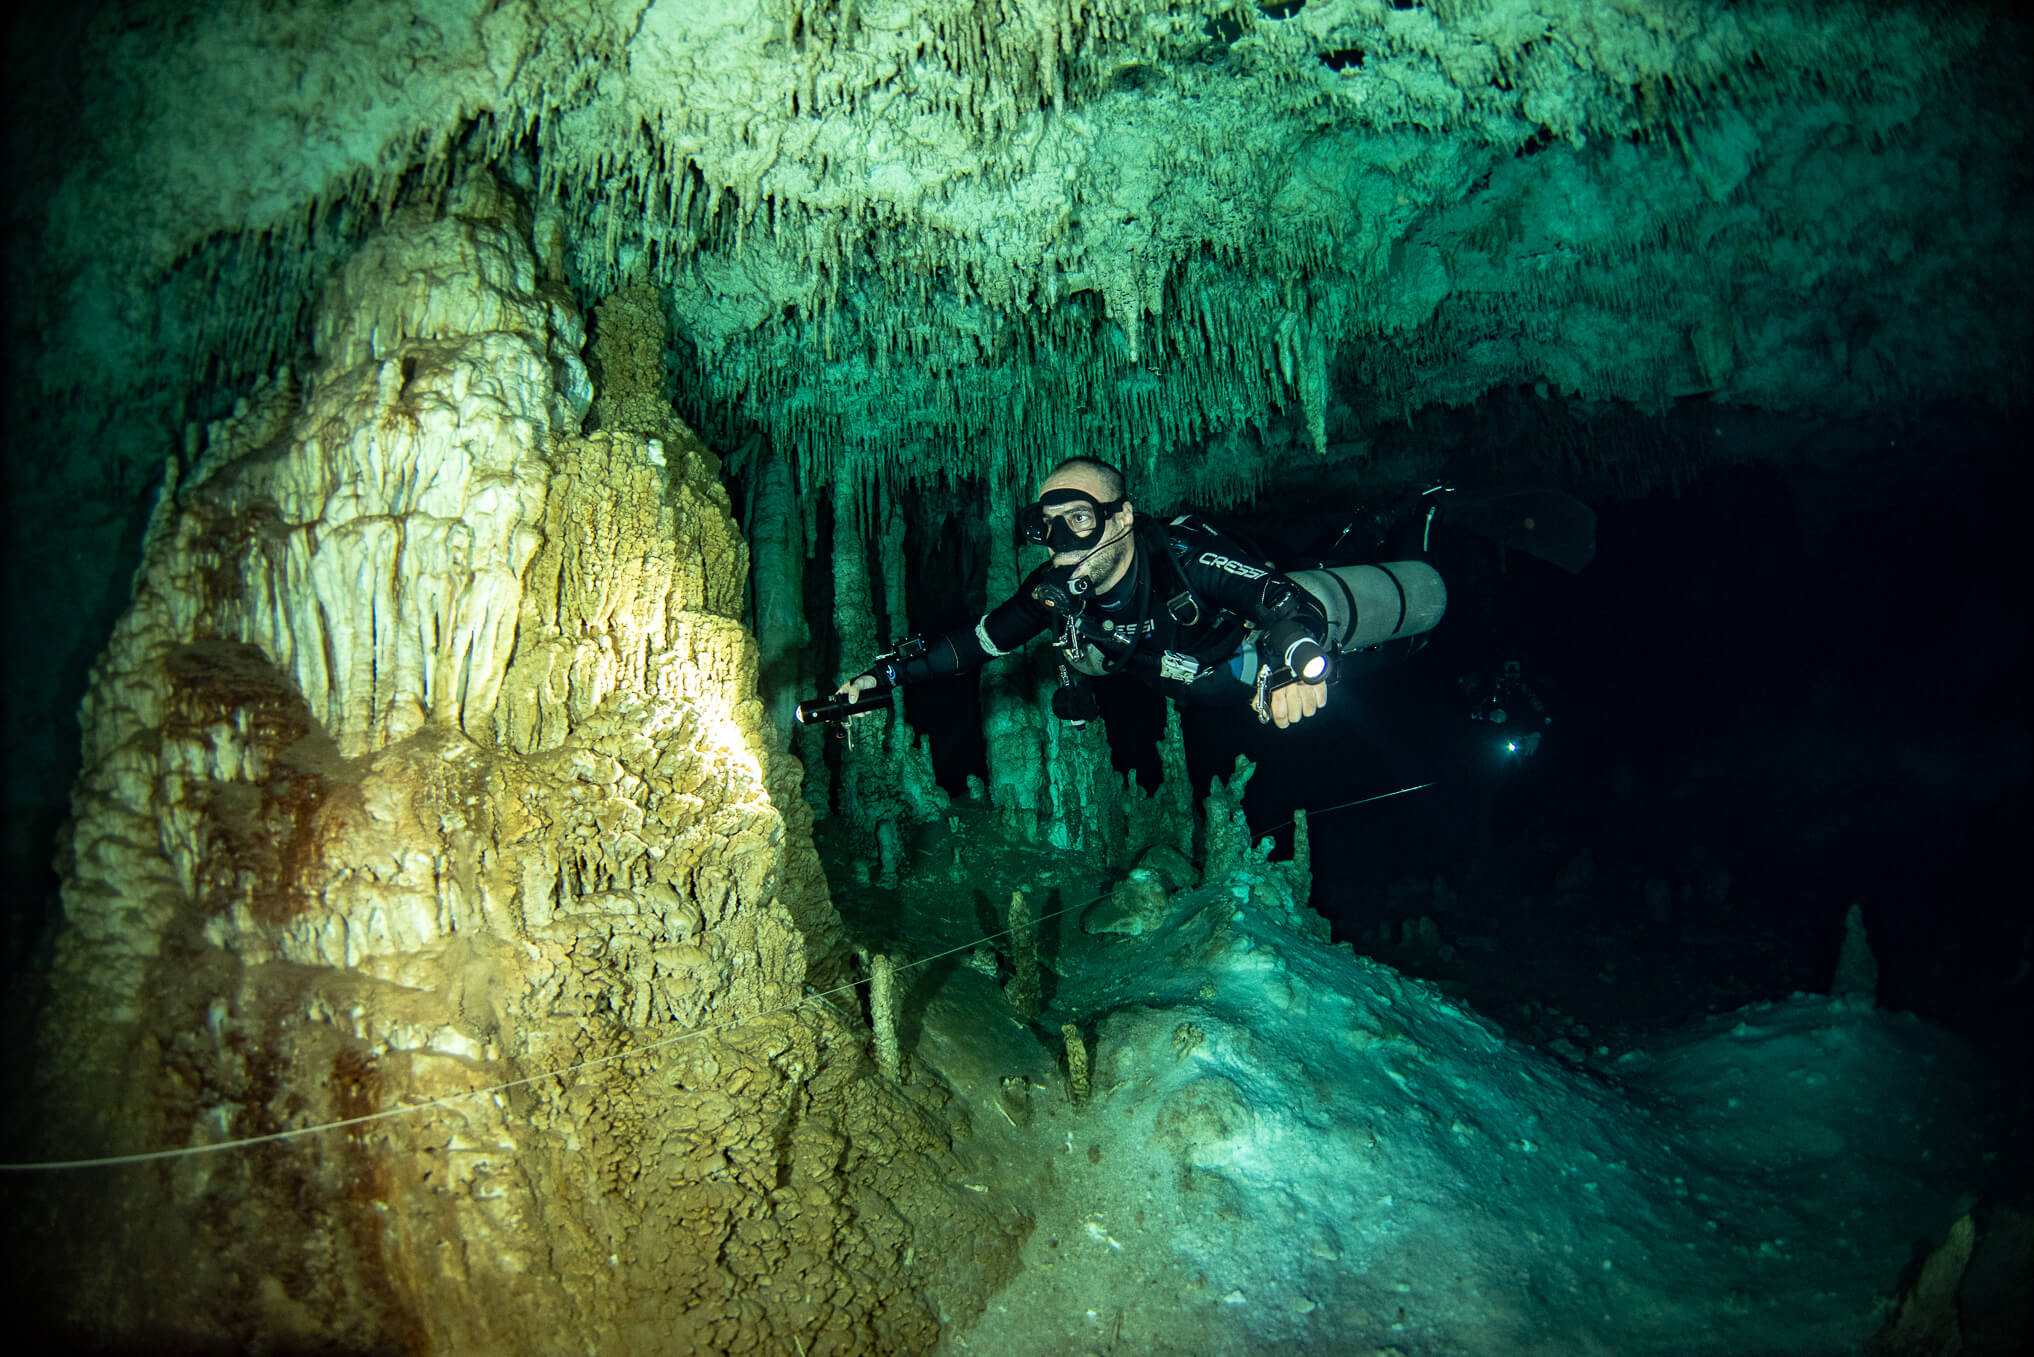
top-left (874, 497), bottom-right (948, 824)
top-left (1062, 1022), bottom-right (1090, 1110)
top-left (1004, 889), bottom-right (1040, 1020)
top-left (1832, 903), bottom-right (1879, 1007)
top-left (869, 951), bottom-right (902, 1079)
top-left (1202, 756), bottom-right (1258, 884)
top-left (1044, 711), bottom-right (1124, 865)
top-left (1286, 807), bottom-right (1313, 909)
top-left (1158, 701), bottom-right (1196, 863)
top-left (28, 171), bottom-right (1017, 1355)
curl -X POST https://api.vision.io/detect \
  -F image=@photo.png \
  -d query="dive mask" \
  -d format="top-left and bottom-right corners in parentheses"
top-left (1016, 488), bottom-right (1126, 555)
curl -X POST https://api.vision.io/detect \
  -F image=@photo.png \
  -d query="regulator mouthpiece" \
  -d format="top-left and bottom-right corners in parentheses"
top-left (1029, 567), bottom-right (1095, 617)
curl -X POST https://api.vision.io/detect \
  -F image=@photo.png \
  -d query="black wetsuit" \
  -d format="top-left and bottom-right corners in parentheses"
top-left (872, 516), bottom-right (1327, 707)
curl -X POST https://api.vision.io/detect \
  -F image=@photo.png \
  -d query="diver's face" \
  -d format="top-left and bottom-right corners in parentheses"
top-left (1039, 469), bottom-right (1134, 584)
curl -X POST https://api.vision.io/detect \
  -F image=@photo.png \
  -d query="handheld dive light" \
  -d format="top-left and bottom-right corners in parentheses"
top-left (795, 637), bottom-right (934, 724)
top-left (1264, 620), bottom-right (1331, 684)
top-left (795, 691), bottom-right (893, 725)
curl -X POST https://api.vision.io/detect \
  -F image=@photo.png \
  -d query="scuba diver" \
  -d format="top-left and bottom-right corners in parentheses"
top-left (803, 457), bottom-right (1450, 730)
top-left (1463, 660), bottom-right (1552, 762)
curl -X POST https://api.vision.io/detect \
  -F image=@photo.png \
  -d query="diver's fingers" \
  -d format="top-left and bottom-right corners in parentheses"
top-left (1269, 684), bottom-right (1295, 728)
top-left (1274, 681), bottom-right (1328, 728)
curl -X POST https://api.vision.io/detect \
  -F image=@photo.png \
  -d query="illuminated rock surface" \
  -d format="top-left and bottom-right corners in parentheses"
top-left (26, 173), bottom-right (1019, 1354)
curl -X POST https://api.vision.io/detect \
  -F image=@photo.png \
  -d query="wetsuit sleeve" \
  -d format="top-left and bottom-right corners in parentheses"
top-left (865, 583), bottom-right (1054, 686)
top-left (1173, 525), bottom-right (1328, 636)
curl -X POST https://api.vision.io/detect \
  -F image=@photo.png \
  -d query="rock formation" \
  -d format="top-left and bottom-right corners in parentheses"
top-left (28, 171), bottom-right (1018, 1355)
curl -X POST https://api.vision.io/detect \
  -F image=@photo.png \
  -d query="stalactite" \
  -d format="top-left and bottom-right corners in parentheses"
top-left (1299, 328), bottom-right (1328, 458)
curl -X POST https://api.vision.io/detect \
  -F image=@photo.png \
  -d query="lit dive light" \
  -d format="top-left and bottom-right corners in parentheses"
top-left (1271, 628), bottom-right (1329, 682)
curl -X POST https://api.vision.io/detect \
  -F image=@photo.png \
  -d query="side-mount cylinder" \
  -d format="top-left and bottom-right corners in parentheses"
top-left (1285, 560), bottom-right (1447, 653)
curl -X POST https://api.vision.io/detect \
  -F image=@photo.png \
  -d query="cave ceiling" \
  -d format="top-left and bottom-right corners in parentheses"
top-left (20, 0), bottom-right (2033, 511)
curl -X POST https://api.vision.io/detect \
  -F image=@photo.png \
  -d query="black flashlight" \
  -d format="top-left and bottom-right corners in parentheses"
top-left (794, 692), bottom-right (892, 725)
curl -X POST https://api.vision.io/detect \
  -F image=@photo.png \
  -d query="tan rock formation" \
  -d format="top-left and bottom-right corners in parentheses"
top-left (32, 172), bottom-right (1016, 1354)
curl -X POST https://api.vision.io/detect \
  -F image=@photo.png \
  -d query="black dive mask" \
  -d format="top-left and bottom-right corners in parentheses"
top-left (1016, 488), bottom-right (1126, 555)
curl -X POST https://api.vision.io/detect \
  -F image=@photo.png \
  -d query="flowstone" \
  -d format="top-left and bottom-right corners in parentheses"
top-left (27, 173), bottom-right (1019, 1355)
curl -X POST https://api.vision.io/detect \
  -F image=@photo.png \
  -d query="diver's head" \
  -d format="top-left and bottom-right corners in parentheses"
top-left (1020, 457), bottom-right (1137, 598)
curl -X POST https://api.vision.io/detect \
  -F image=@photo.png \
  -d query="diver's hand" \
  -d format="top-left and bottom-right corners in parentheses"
top-left (835, 673), bottom-right (883, 702)
top-left (1268, 679), bottom-right (1328, 729)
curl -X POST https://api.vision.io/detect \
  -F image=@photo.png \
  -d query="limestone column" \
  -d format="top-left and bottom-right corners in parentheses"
top-left (877, 497), bottom-right (948, 827)
top-left (879, 498), bottom-right (908, 650)
top-left (977, 482), bottom-right (1048, 838)
top-left (831, 474), bottom-right (878, 688)
top-left (751, 451), bottom-right (806, 746)
top-left (827, 473), bottom-right (903, 881)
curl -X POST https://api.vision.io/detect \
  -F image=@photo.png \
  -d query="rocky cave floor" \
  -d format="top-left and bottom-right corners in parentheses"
top-left (806, 781), bottom-right (2031, 1354)
top-left (813, 798), bottom-right (1164, 1355)
top-left (814, 789), bottom-right (1941, 1113)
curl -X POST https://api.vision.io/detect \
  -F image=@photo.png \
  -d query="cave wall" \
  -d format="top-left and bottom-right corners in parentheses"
top-left (27, 170), bottom-right (1018, 1354)
top-left (6, 0), bottom-right (2027, 972)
